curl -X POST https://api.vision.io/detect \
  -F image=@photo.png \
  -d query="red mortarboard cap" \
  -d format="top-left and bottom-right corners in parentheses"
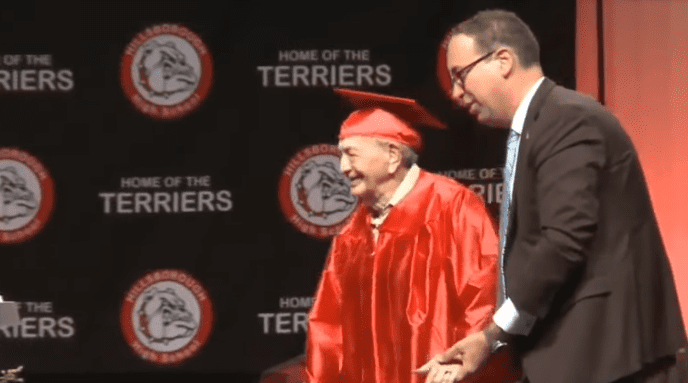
top-left (335, 88), bottom-right (446, 153)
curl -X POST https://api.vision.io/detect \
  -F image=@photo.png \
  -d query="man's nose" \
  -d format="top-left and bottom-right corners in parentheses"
top-left (451, 82), bottom-right (466, 105)
top-left (451, 83), bottom-right (472, 109)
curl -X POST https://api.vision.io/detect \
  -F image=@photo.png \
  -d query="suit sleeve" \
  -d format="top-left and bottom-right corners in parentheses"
top-left (509, 107), bottom-right (606, 319)
top-left (306, 242), bottom-right (343, 383)
top-left (452, 190), bottom-right (500, 335)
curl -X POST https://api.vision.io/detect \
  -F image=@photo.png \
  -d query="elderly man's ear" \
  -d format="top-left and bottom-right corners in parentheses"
top-left (387, 143), bottom-right (403, 174)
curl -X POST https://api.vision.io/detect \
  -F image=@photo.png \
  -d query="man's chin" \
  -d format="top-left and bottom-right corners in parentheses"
top-left (349, 186), bottom-right (364, 198)
top-left (352, 191), bottom-right (377, 207)
top-left (474, 112), bottom-right (490, 124)
top-left (476, 114), bottom-right (508, 129)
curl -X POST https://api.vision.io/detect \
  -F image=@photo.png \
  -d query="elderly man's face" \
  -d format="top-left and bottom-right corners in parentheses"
top-left (338, 136), bottom-right (390, 204)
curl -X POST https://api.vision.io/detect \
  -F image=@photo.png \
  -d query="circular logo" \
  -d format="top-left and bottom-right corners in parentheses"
top-left (278, 144), bottom-right (359, 239)
top-left (121, 269), bottom-right (213, 365)
top-left (121, 24), bottom-right (213, 120)
top-left (0, 148), bottom-right (55, 244)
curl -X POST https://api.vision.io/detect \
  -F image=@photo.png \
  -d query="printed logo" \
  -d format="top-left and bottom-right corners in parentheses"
top-left (0, 54), bottom-right (74, 92)
top-left (0, 148), bottom-right (54, 244)
top-left (258, 296), bottom-right (313, 335)
top-left (121, 24), bottom-right (213, 120)
top-left (279, 144), bottom-right (358, 239)
top-left (0, 301), bottom-right (76, 339)
top-left (438, 167), bottom-right (504, 222)
top-left (98, 175), bottom-right (232, 215)
top-left (121, 270), bottom-right (213, 365)
top-left (257, 48), bottom-right (392, 87)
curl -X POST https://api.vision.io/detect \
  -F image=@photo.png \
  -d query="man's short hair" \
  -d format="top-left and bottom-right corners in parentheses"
top-left (449, 9), bottom-right (541, 69)
top-left (374, 139), bottom-right (418, 168)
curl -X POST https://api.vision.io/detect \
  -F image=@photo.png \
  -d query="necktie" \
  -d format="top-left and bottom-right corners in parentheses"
top-left (498, 129), bottom-right (521, 305)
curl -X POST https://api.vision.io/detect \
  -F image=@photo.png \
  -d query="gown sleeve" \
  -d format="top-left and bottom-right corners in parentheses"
top-left (306, 241), bottom-right (344, 383)
top-left (453, 190), bottom-right (500, 336)
top-left (452, 190), bottom-right (522, 383)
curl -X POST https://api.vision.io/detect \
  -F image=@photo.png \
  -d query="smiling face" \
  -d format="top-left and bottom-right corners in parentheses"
top-left (338, 136), bottom-right (392, 207)
top-left (445, 34), bottom-right (511, 128)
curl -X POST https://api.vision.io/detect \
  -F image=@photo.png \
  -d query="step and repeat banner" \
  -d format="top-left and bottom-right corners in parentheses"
top-left (0, 0), bottom-right (574, 377)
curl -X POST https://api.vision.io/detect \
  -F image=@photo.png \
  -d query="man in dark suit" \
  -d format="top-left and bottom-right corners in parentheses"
top-left (417, 9), bottom-right (687, 383)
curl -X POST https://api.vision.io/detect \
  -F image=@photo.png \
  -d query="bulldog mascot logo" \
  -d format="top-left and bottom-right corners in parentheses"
top-left (137, 287), bottom-right (198, 345)
top-left (295, 160), bottom-right (356, 219)
top-left (121, 24), bottom-right (213, 120)
top-left (0, 167), bottom-right (39, 224)
top-left (279, 144), bottom-right (358, 239)
top-left (0, 149), bottom-right (54, 244)
top-left (136, 41), bottom-right (199, 99)
top-left (121, 270), bottom-right (213, 365)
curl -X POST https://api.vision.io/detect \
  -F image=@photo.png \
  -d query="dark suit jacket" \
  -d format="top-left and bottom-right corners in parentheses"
top-left (503, 78), bottom-right (687, 383)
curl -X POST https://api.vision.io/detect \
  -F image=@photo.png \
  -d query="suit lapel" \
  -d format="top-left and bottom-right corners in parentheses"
top-left (506, 78), bottom-right (557, 248)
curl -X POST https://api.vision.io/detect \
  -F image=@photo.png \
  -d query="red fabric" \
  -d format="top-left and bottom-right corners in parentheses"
top-left (306, 170), bottom-right (519, 383)
top-left (596, 0), bottom-right (688, 333)
top-left (338, 109), bottom-right (423, 152)
top-left (577, 0), bottom-right (688, 332)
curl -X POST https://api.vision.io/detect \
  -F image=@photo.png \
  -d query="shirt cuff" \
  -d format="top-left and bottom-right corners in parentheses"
top-left (493, 298), bottom-right (537, 336)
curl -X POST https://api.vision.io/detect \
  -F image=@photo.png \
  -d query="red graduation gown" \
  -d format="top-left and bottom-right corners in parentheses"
top-left (307, 170), bottom-right (515, 383)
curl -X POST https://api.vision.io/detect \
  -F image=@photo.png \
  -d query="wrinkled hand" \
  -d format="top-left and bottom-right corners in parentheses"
top-left (414, 330), bottom-right (491, 383)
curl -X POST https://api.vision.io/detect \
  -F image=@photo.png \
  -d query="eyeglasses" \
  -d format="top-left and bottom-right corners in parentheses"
top-left (450, 50), bottom-right (495, 89)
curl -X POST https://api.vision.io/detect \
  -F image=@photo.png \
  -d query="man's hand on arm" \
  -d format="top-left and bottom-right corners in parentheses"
top-left (414, 322), bottom-right (512, 383)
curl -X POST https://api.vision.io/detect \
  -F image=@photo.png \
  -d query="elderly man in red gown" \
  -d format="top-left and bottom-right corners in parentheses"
top-left (306, 89), bottom-right (518, 383)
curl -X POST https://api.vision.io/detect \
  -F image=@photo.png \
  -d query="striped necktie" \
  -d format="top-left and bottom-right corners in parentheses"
top-left (498, 129), bottom-right (521, 305)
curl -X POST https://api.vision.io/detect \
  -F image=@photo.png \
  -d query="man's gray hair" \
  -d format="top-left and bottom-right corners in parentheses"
top-left (374, 139), bottom-right (418, 168)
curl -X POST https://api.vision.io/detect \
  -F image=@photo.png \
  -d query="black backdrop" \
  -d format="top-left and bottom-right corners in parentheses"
top-left (0, 0), bottom-right (574, 381)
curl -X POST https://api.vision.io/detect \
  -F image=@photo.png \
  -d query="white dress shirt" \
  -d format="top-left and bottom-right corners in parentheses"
top-left (370, 164), bottom-right (420, 242)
